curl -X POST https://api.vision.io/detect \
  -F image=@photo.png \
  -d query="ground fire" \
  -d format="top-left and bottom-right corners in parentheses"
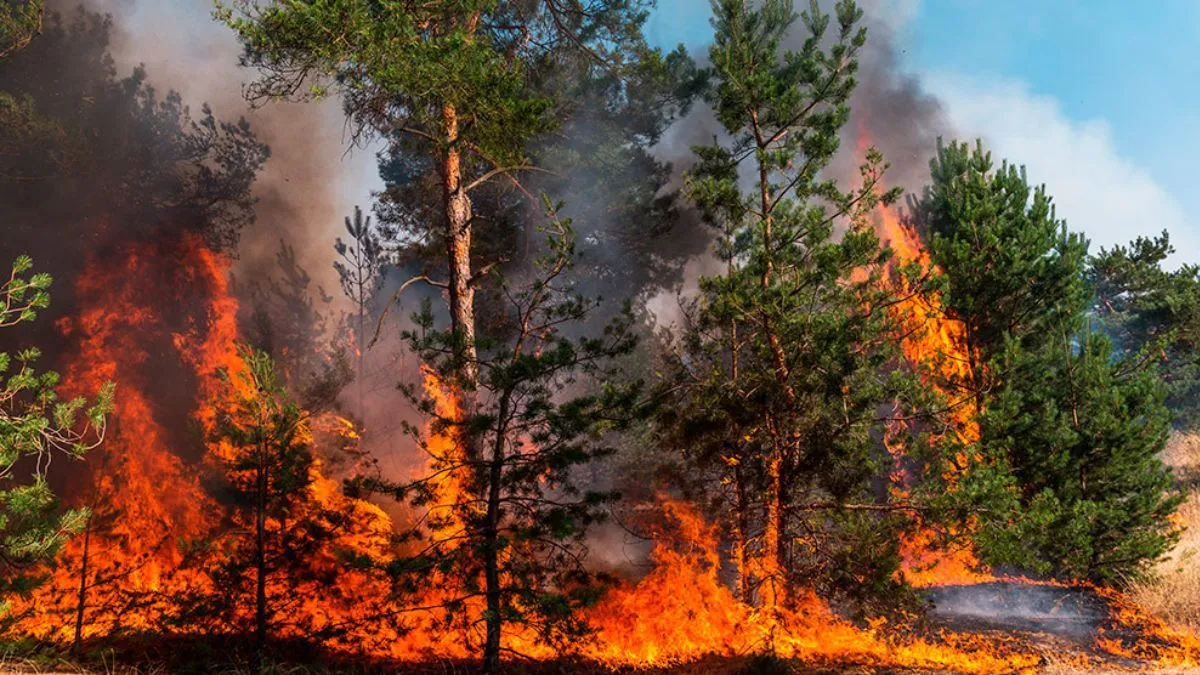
top-left (2, 0), bottom-right (1199, 673)
top-left (5, 210), bottom-right (1192, 673)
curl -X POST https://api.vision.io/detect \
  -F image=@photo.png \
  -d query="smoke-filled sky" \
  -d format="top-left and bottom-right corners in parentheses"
top-left (81, 0), bottom-right (1200, 273)
top-left (76, 0), bottom-right (385, 294)
top-left (650, 0), bottom-right (1200, 266)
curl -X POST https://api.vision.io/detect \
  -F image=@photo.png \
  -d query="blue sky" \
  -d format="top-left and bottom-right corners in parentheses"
top-left (647, 0), bottom-right (1200, 264)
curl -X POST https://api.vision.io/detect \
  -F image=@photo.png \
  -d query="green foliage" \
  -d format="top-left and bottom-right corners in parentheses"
top-left (218, 0), bottom-right (657, 162)
top-left (979, 328), bottom-right (1181, 583)
top-left (177, 346), bottom-right (393, 646)
top-left (659, 0), bottom-right (941, 613)
top-left (0, 255), bottom-right (112, 614)
top-left (1089, 231), bottom-right (1200, 430)
top-left (352, 209), bottom-right (645, 657)
top-left (924, 138), bottom-right (1090, 368)
top-left (922, 139), bottom-right (1181, 583)
top-left (0, 1), bottom-right (41, 59)
top-left (223, 0), bottom-right (699, 328)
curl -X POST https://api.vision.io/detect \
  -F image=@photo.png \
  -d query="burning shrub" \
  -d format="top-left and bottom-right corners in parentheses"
top-left (921, 140), bottom-right (1183, 584)
top-left (171, 345), bottom-right (398, 662)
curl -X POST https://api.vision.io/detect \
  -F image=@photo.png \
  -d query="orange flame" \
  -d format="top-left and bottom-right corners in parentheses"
top-left (852, 126), bottom-right (992, 588)
top-left (13, 206), bottom-right (1197, 669)
top-left (582, 500), bottom-right (1038, 672)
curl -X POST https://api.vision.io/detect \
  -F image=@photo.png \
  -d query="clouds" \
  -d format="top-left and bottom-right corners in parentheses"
top-left (924, 73), bottom-right (1199, 266)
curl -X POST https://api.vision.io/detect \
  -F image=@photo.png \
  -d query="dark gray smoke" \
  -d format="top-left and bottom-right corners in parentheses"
top-left (76, 0), bottom-right (380, 297)
top-left (844, 5), bottom-right (951, 194)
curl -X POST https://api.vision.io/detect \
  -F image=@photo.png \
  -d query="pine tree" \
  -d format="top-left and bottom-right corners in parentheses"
top-left (0, 0), bottom-right (41, 58)
top-left (0, 254), bottom-right (112, 618)
top-left (659, 0), bottom-right (939, 629)
top-left (922, 138), bottom-right (1089, 408)
top-left (979, 327), bottom-right (1181, 582)
top-left (334, 205), bottom-right (384, 422)
top-left (218, 0), bottom-right (680, 396)
top-left (1089, 232), bottom-right (1200, 430)
top-left (354, 209), bottom-right (644, 674)
top-left (184, 346), bottom-right (393, 665)
top-left (922, 140), bottom-right (1182, 582)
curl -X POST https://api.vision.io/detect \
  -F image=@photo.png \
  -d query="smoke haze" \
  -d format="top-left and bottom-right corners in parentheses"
top-left (645, 0), bottom-right (955, 326)
top-left (65, 0), bottom-right (382, 297)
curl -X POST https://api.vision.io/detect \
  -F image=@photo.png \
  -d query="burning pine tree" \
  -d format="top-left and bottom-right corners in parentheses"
top-left (0, 0), bottom-right (1198, 673)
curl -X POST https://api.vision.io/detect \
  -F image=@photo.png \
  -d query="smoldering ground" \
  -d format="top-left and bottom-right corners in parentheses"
top-left (928, 582), bottom-right (1110, 642)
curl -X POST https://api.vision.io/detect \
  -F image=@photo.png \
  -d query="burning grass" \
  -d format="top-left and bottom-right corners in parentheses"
top-left (6, 161), bottom-right (1199, 675)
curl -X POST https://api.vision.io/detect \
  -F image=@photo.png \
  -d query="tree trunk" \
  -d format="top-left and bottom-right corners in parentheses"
top-left (442, 102), bottom-right (478, 389)
top-left (357, 304), bottom-right (366, 422)
top-left (753, 117), bottom-right (791, 628)
top-left (255, 443), bottom-right (268, 667)
top-left (732, 463), bottom-right (752, 603)
top-left (763, 448), bottom-right (786, 612)
top-left (72, 512), bottom-right (93, 655)
top-left (481, 395), bottom-right (510, 675)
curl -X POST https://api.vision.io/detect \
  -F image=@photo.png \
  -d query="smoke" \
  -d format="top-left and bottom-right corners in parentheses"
top-left (644, 1), bottom-right (955, 327)
top-left (73, 0), bottom-right (380, 297)
top-left (843, 6), bottom-right (951, 195)
top-left (928, 582), bottom-right (1107, 641)
top-left (1, 0), bottom-right (957, 522)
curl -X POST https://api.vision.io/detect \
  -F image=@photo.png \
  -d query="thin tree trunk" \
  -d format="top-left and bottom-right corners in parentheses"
top-left (357, 304), bottom-right (366, 422)
top-left (482, 394), bottom-right (510, 675)
top-left (752, 114), bottom-right (792, 629)
top-left (255, 441), bottom-right (268, 666)
top-left (72, 512), bottom-right (93, 654)
top-left (728, 308), bottom-right (753, 603)
top-left (732, 463), bottom-right (751, 602)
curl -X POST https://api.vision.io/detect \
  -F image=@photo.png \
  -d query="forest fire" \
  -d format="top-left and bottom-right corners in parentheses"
top-left (856, 126), bottom-right (993, 590)
top-left (4, 135), bottom-right (1185, 675)
top-left (15, 235), bottom-right (399, 655)
top-left (856, 135), bottom-right (1200, 672)
top-left (581, 501), bottom-right (1039, 673)
top-left (1, 129), bottom-right (1190, 675)
top-left (5, 230), bottom-right (1038, 672)
top-left (4, 0), bottom-right (1200, 672)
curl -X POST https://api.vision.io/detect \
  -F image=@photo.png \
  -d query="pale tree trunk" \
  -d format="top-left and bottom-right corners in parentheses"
top-left (441, 102), bottom-right (479, 390)
top-left (438, 14), bottom-right (494, 672)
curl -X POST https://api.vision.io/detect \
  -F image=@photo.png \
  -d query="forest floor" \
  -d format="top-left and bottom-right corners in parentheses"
top-left (4, 575), bottom-right (1199, 674)
top-left (5, 441), bottom-right (1199, 675)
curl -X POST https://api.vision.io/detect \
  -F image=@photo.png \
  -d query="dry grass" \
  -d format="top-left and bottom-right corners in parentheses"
top-left (1129, 433), bottom-right (1200, 634)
